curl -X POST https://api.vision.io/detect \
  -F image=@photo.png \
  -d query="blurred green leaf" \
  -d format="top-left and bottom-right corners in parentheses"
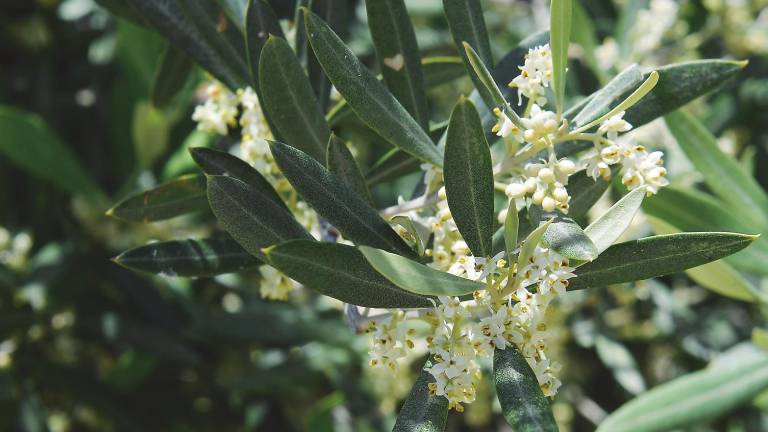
top-left (245, 0), bottom-right (284, 82)
top-left (190, 147), bottom-right (288, 211)
top-left (544, 216), bottom-right (598, 262)
top-left (360, 246), bottom-right (484, 296)
top-left (595, 335), bottom-right (646, 395)
top-left (393, 357), bottom-right (449, 432)
top-left (550, 0), bottom-right (572, 115)
top-left (442, 0), bottom-right (494, 107)
top-left (271, 141), bottom-right (416, 257)
top-left (304, 9), bottom-right (443, 166)
top-left (207, 175), bottom-right (312, 258)
top-left (0, 106), bottom-right (101, 198)
top-left (265, 240), bottom-right (432, 308)
top-left (366, 0), bottom-right (429, 130)
top-left (108, 175), bottom-right (207, 222)
top-left (115, 238), bottom-right (259, 277)
top-left (566, 169), bottom-right (613, 219)
top-left (444, 98), bottom-right (495, 257)
top-left (132, 101), bottom-right (171, 168)
top-left (570, 232), bottom-right (757, 290)
top-left (151, 45), bottom-right (194, 109)
top-left (422, 56), bottom-right (466, 87)
top-left (585, 187), bottom-right (645, 254)
top-left (665, 109), bottom-right (768, 227)
top-left (597, 345), bottom-right (768, 432)
top-left (215, 0), bottom-right (247, 30)
top-left (162, 131), bottom-right (213, 180)
top-left (571, 1), bottom-right (606, 84)
top-left (624, 60), bottom-right (746, 128)
top-left (259, 36), bottom-right (330, 163)
top-left (494, 346), bottom-right (558, 432)
top-left (327, 134), bottom-right (373, 204)
top-left (126, 0), bottom-right (249, 89)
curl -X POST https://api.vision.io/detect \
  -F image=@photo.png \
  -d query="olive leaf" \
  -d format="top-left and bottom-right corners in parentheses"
top-left (265, 240), bottom-right (432, 308)
top-left (444, 97), bottom-right (495, 258)
top-left (326, 134), bottom-right (373, 204)
top-left (114, 238), bottom-right (258, 277)
top-left (550, 0), bottom-right (573, 116)
top-left (393, 357), bottom-right (449, 432)
top-left (584, 187), bottom-right (645, 254)
top-left (108, 175), bottom-right (208, 223)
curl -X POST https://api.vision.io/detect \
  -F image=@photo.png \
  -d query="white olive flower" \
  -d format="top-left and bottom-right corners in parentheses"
top-left (598, 111), bottom-right (633, 140)
top-left (191, 82), bottom-right (239, 135)
top-left (258, 265), bottom-right (297, 301)
top-left (509, 44), bottom-right (553, 106)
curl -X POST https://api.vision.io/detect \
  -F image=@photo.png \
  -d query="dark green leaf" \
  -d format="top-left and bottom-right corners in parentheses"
top-left (189, 146), bottom-right (288, 211)
top-left (393, 357), bottom-right (449, 432)
top-left (494, 346), bottom-right (558, 432)
top-left (215, 0), bottom-right (247, 30)
top-left (265, 240), bottom-right (431, 308)
top-left (422, 56), bottom-right (466, 87)
top-left (108, 175), bottom-right (207, 222)
top-left (360, 246), bottom-right (484, 296)
top-left (126, 0), bottom-right (249, 89)
top-left (259, 36), bottom-right (330, 163)
top-left (543, 216), bottom-right (598, 262)
top-left (366, 0), bottom-right (430, 130)
top-left (245, 0), bottom-right (284, 83)
top-left (570, 232), bottom-right (757, 290)
top-left (624, 60), bottom-right (746, 128)
top-left (665, 109), bottom-right (768, 227)
top-left (151, 45), bottom-right (194, 109)
top-left (207, 175), bottom-right (312, 258)
top-left (326, 134), bottom-right (373, 204)
top-left (304, 9), bottom-right (443, 166)
top-left (271, 141), bottom-right (416, 257)
top-left (444, 98), bottom-right (495, 257)
top-left (0, 106), bottom-right (101, 198)
top-left (443, 0), bottom-right (494, 107)
top-left (307, 0), bottom-right (349, 110)
top-left (114, 238), bottom-right (259, 276)
top-left (565, 170), bottom-right (612, 219)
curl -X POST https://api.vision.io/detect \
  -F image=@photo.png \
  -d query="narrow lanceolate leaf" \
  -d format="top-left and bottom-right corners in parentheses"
top-left (307, 0), bottom-right (349, 110)
top-left (443, 0), bottom-right (494, 107)
top-left (444, 98), bottom-right (494, 257)
top-left (505, 201), bottom-right (519, 263)
top-left (543, 216), bottom-right (598, 262)
top-left (265, 240), bottom-right (431, 308)
top-left (108, 175), bottom-right (207, 222)
top-left (215, 0), bottom-right (247, 31)
top-left (114, 238), bottom-right (259, 277)
top-left (304, 10), bottom-right (442, 166)
top-left (151, 45), bottom-right (194, 109)
top-left (360, 246), bottom-right (484, 297)
top-left (326, 135), bottom-right (373, 204)
top-left (189, 147), bottom-right (287, 211)
top-left (572, 64), bottom-right (643, 126)
top-left (245, 0), bottom-right (284, 83)
top-left (624, 60), bottom-right (746, 128)
top-left (259, 36), bottom-right (330, 163)
top-left (0, 106), bottom-right (101, 198)
top-left (126, 0), bottom-right (249, 89)
top-left (271, 142), bottom-right (416, 257)
top-left (569, 232), bottom-right (757, 290)
top-left (641, 187), bottom-right (768, 275)
top-left (585, 188), bottom-right (645, 254)
top-left (648, 217), bottom-right (756, 302)
top-left (366, 0), bottom-right (430, 130)
top-left (665, 110), bottom-right (768, 226)
top-left (207, 175), bottom-right (312, 258)
top-left (596, 347), bottom-right (768, 432)
top-left (464, 43), bottom-right (522, 127)
top-left (393, 357), bottom-right (449, 432)
top-left (570, 1), bottom-right (606, 84)
top-left (550, 0), bottom-right (573, 116)
top-left (494, 347), bottom-right (558, 432)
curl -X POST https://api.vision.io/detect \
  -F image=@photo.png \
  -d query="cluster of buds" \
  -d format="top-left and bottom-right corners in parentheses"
top-left (510, 44), bottom-right (553, 106)
top-left (191, 82), bottom-right (239, 135)
top-left (367, 310), bottom-right (415, 372)
top-left (505, 157), bottom-right (577, 212)
top-left (582, 111), bottom-right (669, 195)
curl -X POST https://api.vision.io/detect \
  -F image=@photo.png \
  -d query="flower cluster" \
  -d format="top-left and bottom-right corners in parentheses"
top-left (0, 227), bottom-right (32, 271)
top-left (505, 157), bottom-right (576, 212)
top-left (366, 240), bottom-right (575, 410)
top-left (191, 82), bottom-right (239, 136)
top-left (510, 44), bottom-right (553, 106)
top-left (581, 112), bottom-right (669, 195)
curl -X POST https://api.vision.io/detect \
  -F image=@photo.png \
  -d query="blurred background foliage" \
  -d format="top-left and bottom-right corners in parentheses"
top-left (0, 0), bottom-right (768, 430)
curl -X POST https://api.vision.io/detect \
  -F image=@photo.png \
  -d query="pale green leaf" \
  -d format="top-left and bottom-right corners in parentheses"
top-left (550, 0), bottom-right (572, 116)
top-left (585, 188), bottom-right (645, 254)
